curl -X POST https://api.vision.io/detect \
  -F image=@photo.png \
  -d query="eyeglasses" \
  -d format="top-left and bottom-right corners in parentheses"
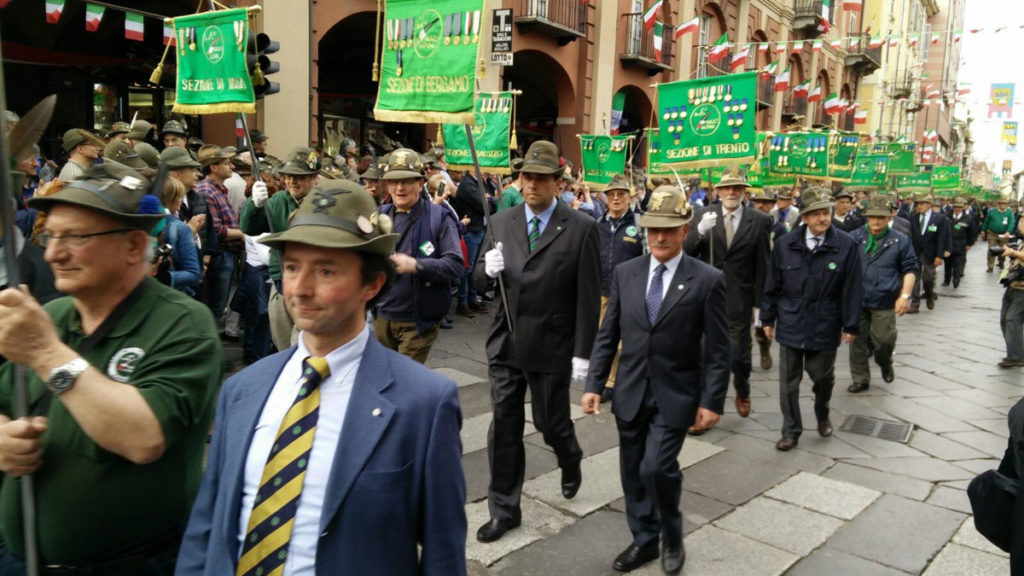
top-left (38, 228), bottom-right (133, 248)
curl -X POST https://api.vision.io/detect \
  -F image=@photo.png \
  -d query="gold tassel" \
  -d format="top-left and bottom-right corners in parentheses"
top-left (372, 0), bottom-right (383, 82)
top-left (479, 58), bottom-right (486, 78)
top-left (252, 62), bottom-right (264, 86)
top-left (509, 92), bottom-right (518, 150)
top-left (149, 20), bottom-right (176, 86)
top-left (436, 123), bottom-right (443, 145)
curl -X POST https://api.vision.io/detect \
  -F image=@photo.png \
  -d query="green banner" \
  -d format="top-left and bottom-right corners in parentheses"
top-left (827, 132), bottom-right (862, 181)
top-left (966, 184), bottom-right (983, 198)
top-left (373, 0), bottom-right (485, 124)
top-left (579, 133), bottom-right (634, 191)
top-left (657, 72), bottom-right (758, 170)
top-left (868, 142), bottom-right (916, 175)
top-left (171, 9), bottom-right (255, 114)
top-left (646, 128), bottom-right (677, 183)
top-left (849, 154), bottom-right (889, 188)
top-left (442, 91), bottom-right (512, 174)
top-left (895, 165), bottom-right (933, 193)
top-left (931, 166), bottom-right (961, 195)
top-left (766, 131), bottom-right (830, 179)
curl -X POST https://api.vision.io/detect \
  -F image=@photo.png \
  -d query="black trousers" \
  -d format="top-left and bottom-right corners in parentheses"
top-left (486, 363), bottom-right (583, 521)
top-left (778, 345), bottom-right (837, 439)
top-left (728, 302), bottom-right (754, 398)
top-left (945, 252), bottom-right (966, 285)
top-left (618, 398), bottom-right (686, 549)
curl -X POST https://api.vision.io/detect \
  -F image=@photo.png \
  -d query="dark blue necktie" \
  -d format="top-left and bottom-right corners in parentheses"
top-left (647, 263), bottom-right (666, 324)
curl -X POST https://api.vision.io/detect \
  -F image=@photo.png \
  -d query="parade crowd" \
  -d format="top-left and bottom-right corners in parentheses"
top-left (2, 116), bottom-right (1024, 575)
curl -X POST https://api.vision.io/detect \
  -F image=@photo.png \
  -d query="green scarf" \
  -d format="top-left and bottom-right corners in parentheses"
top-left (864, 224), bottom-right (889, 254)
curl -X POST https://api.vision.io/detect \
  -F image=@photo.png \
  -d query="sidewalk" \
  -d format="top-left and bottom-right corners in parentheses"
top-left (428, 242), bottom-right (1016, 575)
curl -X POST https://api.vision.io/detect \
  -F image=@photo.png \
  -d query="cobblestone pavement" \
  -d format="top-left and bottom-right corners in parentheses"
top-left (424, 243), bottom-right (1017, 575)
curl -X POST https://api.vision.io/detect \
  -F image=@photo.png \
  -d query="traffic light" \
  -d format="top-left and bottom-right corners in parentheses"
top-left (247, 33), bottom-right (280, 98)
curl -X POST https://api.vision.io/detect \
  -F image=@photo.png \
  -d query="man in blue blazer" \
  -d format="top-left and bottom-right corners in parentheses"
top-left (176, 180), bottom-right (467, 576)
top-left (582, 184), bottom-right (731, 575)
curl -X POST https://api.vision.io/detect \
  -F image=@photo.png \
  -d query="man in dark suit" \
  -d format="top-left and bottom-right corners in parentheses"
top-left (473, 140), bottom-right (602, 543)
top-left (582, 184), bottom-right (730, 574)
top-left (832, 188), bottom-right (865, 233)
top-left (684, 167), bottom-right (770, 421)
top-left (176, 180), bottom-right (467, 576)
top-left (945, 197), bottom-right (977, 288)
top-left (909, 193), bottom-right (952, 312)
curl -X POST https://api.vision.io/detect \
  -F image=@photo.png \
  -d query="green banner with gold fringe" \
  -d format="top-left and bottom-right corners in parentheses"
top-left (442, 91), bottom-right (512, 174)
top-left (868, 142), bottom-right (916, 175)
top-left (374, 0), bottom-right (486, 124)
top-left (656, 72), bottom-right (758, 170)
top-left (827, 132), bottom-right (863, 182)
top-left (171, 8), bottom-right (255, 114)
top-left (931, 166), bottom-right (961, 197)
top-left (766, 131), bottom-right (830, 180)
top-left (580, 133), bottom-right (634, 191)
top-left (895, 165), bottom-right (933, 193)
top-left (848, 154), bottom-right (889, 188)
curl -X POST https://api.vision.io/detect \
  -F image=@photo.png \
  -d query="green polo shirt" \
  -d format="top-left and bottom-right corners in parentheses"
top-left (0, 278), bottom-right (222, 563)
top-left (239, 191), bottom-right (300, 281)
top-left (498, 184), bottom-right (522, 212)
top-left (983, 207), bottom-right (1016, 235)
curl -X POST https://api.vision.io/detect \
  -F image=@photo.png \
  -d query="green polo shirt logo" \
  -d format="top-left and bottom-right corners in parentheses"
top-left (828, 262), bottom-right (837, 271)
top-left (107, 347), bottom-right (146, 383)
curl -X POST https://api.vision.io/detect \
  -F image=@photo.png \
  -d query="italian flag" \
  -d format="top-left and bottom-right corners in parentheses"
top-left (163, 23), bottom-right (175, 45)
top-left (761, 60), bottom-right (778, 78)
top-left (958, 84), bottom-right (971, 96)
top-left (775, 42), bottom-right (786, 55)
top-left (125, 11), bottom-right (144, 41)
top-left (674, 17), bottom-right (698, 40)
top-left (953, 31), bottom-right (962, 44)
top-left (869, 36), bottom-right (883, 49)
top-left (843, 0), bottom-right (862, 10)
top-left (792, 41), bottom-right (804, 54)
top-left (730, 45), bottom-right (749, 71)
top-left (888, 35), bottom-right (900, 48)
top-left (931, 32), bottom-right (941, 45)
top-left (854, 110), bottom-right (868, 124)
top-left (808, 85), bottom-right (822, 102)
top-left (830, 38), bottom-right (842, 49)
top-left (818, 0), bottom-right (831, 33)
top-left (812, 39), bottom-right (823, 53)
top-left (908, 34), bottom-right (919, 48)
top-left (235, 118), bottom-right (246, 140)
top-left (758, 43), bottom-right (769, 55)
top-left (774, 67), bottom-right (790, 93)
top-left (642, 0), bottom-right (663, 31)
top-left (794, 81), bottom-right (810, 99)
top-left (707, 34), bottom-right (729, 63)
top-left (848, 37), bottom-right (859, 50)
top-left (85, 3), bottom-right (104, 32)
top-left (45, 0), bottom-right (64, 24)
top-left (924, 129), bottom-right (939, 142)
top-left (926, 89), bottom-right (941, 100)
top-left (653, 21), bottom-right (664, 62)
top-left (824, 92), bottom-right (842, 114)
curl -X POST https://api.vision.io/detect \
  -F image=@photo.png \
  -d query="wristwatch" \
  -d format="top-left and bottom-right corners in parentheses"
top-left (46, 358), bottom-right (89, 395)
top-left (900, 293), bottom-right (911, 300)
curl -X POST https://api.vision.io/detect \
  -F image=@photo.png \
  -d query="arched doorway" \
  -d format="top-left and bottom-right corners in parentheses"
top-left (503, 49), bottom-right (575, 157)
top-left (814, 70), bottom-right (832, 127)
top-left (317, 12), bottom-right (425, 157)
top-left (695, 3), bottom-right (727, 77)
top-left (611, 84), bottom-right (652, 167)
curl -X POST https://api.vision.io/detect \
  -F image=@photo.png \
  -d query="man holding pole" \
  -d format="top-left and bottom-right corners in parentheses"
top-left (473, 140), bottom-right (601, 543)
top-left (0, 163), bottom-right (222, 572)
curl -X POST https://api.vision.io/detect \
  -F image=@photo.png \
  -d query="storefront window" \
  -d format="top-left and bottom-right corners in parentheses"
top-left (93, 83), bottom-right (118, 136)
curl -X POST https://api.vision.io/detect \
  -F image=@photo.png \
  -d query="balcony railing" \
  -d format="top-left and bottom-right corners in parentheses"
top-left (784, 98), bottom-right (809, 118)
top-left (793, 0), bottom-right (825, 37)
top-left (756, 76), bottom-right (774, 109)
top-left (698, 52), bottom-right (732, 78)
top-left (516, 0), bottom-right (587, 45)
top-left (619, 13), bottom-right (673, 73)
top-left (844, 33), bottom-right (881, 75)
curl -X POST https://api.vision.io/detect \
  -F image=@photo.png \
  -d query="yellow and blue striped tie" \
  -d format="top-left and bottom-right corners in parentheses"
top-left (236, 357), bottom-right (330, 576)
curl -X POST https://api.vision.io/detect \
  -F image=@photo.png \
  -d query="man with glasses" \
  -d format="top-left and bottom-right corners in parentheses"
top-left (57, 128), bottom-right (104, 181)
top-left (241, 146), bottom-right (321, 351)
top-left (0, 162), bottom-right (222, 573)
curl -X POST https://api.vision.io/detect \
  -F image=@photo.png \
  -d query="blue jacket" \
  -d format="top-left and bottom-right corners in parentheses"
top-left (850, 226), bottom-right (919, 310)
top-left (163, 216), bottom-right (202, 295)
top-left (761, 224), bottom-right (864, 351)
top-left (596, 209), bottom-right (645, 297)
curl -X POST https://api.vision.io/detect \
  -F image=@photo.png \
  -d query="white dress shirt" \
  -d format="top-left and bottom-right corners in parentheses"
top-left (237, 327), bottom-right (370, 575)
top-left (647, 251), bottom-right (683, 300)
top-left (804, 228), bottom-right (824, 251)
top-left (723, 205), bottom-right (743, 236)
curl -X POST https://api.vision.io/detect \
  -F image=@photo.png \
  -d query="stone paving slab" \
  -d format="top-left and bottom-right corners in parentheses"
top-left (914, 396), bottom-right (1006, 421)
top-left (462, 413), bottom-right (492, 455)
top-left (608, 490), bottom-right (736, 535)
top-left (831, 431), bottom-right (929, 459)
top-left (942, 457), bottom-right (1000, 475)
top-left (435, 366), bottom-right (488, 388)
top-left (489, 510), bottom-right (635, 576)
top-left (684, 450), bottom-right (798, 506)
top-left (678, 437), bottom-right (726, 469)
top-left (714, 496), bottom-right (845, 555)
top-left (782, 434), bottom-right (872, 460)
top-left (465, 496), bottom-right (575, 567)
top-left (921, 543), bottom-right (1009, 576)
top-left (941, 430), bottom-right (1008, 459)
top-left (861, 396), bottom-right (976, 434)
top-left (925, 485), bottom-right (972, 514)
top-left (909, 430), bottom-right (988, 461)
top-left (972, 417), bottom-right (1011, 436)
top-left (952, 516), bottom-right (1010, 557)
top-left (463, 442), bottom-right (558, 504)
top-left (828, 494), bottom-right (967, 574)
top-left (531, 411), bottom-right (619, 459)
top-left (843, 456), bottom-right (976, 482)
top-left (946, 388), bottom-right (1019, 409)
top-left (714, 434), bottom-right (834, 475)
top-left (764, 471), bottom-right (880, 520)
top-left (522, 447), bottom-right (621, 517)
top-left (786, 548), bottom-right (911, 576)
top-left (683, 525), bottom-right (799, 576)
top-left (822, 462), bottom-right (934, 501)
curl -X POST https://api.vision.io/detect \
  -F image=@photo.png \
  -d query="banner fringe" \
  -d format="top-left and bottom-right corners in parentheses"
top-left (447, 164), bottom-right (510, 175)
top-left (172, 102), bottom-right (256, 114)
top-left (373, 108), bottom-right (475, 125)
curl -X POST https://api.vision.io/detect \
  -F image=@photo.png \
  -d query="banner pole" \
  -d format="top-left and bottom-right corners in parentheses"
top-left (464, 124), bottom-right (514, 336)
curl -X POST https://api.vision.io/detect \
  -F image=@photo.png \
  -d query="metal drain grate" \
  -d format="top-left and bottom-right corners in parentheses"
top-left (839, 415), bottom-right (913, 443)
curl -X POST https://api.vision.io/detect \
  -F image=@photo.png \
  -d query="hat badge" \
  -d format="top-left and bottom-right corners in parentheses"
top-left (306, 151), bottom-right (318, 170)
top-left (312, 195), bottom-right (337, 214)
top-left (356, 215), bottom-right (374, 234)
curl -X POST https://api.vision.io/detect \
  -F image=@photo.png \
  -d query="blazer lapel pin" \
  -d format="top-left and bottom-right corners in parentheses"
top-left (372, 408), bottom-right (382, 417)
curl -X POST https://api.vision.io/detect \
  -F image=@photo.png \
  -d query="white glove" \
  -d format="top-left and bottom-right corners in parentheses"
top-left (572, 357), bottom-right (590, 381)
top-left (251, 181), bottom-right (269, 208)
top-left (753, 307), bottom-right (762, 327)
top-left (484, 241), bottom-right (505, 278)
top-left (697, 211), bottom-right (718, 236)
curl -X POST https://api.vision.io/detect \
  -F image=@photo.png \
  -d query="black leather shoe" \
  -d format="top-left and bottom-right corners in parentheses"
top-left (661, 542), bottom-right (686, 575)
top-left (612, 542), bottom-right (659, 572)
top-left (600, 387), bottom-right (615, 403)
top-left (847, 382), bottom-right (869, 393)
top-left (476, 516), bottom-right (521, 543)
top-left (775, 436), bottom-right (798, 451)
top-left (818, 419), bottom-right (833, 437)
top-left (562, 463), bottom-right (582, 499)
top-left (881, 363), bottom-right (895, 383)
